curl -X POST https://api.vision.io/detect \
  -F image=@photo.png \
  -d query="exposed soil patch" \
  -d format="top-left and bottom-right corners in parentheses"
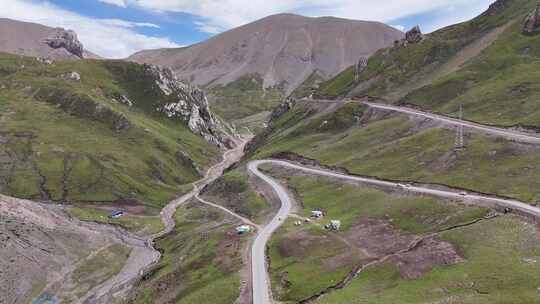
top-left (295, 217), bottom-right (466, 303)
top-left (387, 235), bottom-right (464, 279)
top-left (345, 218), bottom-right (417, 257)
top-left (215, 229), bottom-right (244, 273)
top-left (346, 218), bottom-right (463, 278)
top-left (322, 251), bottom-right (363, 270)
top-left (277, 229), bottom-right (336, 260)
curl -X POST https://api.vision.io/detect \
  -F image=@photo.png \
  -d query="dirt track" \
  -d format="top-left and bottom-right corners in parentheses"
top-left (1, 137), bottom-right (251, 304)
top-left (80, 137), bottom-right (251, 303)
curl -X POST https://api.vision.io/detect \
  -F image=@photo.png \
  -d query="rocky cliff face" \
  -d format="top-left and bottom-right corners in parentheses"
top-left (146, 65), bottom-right (236, 148)
top-left (524, 2), bottom-right (540, 34)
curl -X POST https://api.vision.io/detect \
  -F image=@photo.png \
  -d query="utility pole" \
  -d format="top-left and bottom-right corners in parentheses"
top-left (454, 103), bottom-right (464, 150)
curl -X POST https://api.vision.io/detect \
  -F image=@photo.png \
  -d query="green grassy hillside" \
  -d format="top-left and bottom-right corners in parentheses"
top-left (0, 53), bottom-right (221, 213)
top-left (312, 66), bottom-right (356, 99)
top-left (265, 172), bottom-right (540, 304)
top-left (248, 0), bottom-right (540, 204)
top-left (314, 0), bottom-right (536, 100)
top-left (242, 2), bottom-right (540, 301)
top-left (403, 17), bottom-right (540, 129)
top-left (243, 97), bottom-right (540, 302)
top-left (207, 75), bottom-right (284, 122)
top-left (248, 101), bottom-right (540, 203)
top-left (201, 169), bottom-right (270, 223)
top-left (127, 201), bottom-right (245, 304)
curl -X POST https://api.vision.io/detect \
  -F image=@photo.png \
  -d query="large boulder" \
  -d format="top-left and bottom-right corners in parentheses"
top-left (270, 98), bottom-right (296, 120)
top-left (405, 26), bottom-right (423, 44)
top-left (44, 29), bottom-right (84, 58)
top-left (524, 2), bottom-right (540, 34)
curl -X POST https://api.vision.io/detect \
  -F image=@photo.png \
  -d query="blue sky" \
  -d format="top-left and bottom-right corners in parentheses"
top-left (2, 0), bottom-right (495, 58)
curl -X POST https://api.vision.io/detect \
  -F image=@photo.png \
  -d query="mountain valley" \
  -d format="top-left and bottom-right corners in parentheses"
top-left (3, 0), bottom-right (540, 303)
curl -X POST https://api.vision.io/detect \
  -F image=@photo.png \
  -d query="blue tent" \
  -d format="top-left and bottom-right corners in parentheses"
top-left (108, 211), bottom-right (124, 219)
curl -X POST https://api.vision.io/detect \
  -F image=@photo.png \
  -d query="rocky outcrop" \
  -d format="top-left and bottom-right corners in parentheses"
top-left (405, 26), bottom-right (423, 44)
top-left (245, 98), bottom-right (296, 154)
top-left (395, 26), bottom-right (423, 48)
top-left (270, 98), bottom-right (296, 120)
top-left (62, 71), bottom-right (81, 81)
top-left (146, 65), bottom-right (236, 148)
top-left (523, 2), bottom-right (540, 34)
top-left (44, 29), bottom-right (84, 58)
top-left (355, 57), bottom-right (368, 81)
top-left (36, 57), bottom-right (53, 65)
top-left (483, 0), bottom-right (512, 16)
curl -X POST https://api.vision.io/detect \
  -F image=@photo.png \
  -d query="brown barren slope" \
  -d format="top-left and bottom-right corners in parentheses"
top-left (128, 14), bottom-right (402, 93)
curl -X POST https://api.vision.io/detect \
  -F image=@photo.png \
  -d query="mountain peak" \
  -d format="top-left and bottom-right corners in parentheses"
top-left (129, 14), bottom-right (403, 96)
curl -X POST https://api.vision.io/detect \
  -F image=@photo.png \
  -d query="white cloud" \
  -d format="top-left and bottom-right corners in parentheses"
top-left (193, 21), bottom-right (221, 34)
top-left (125, 0), bottom-right (493, 34)
top-left (100, 19), bottom-right (160, 29)
top-left (98, 0), bottom-right (127, 7)
top-left (1, 0), bottom-right (179, 58)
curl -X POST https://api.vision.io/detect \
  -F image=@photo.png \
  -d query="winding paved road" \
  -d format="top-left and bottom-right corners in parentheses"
top-left (247, 159), bottom-right (540, 304)
top-left (306, 98), bottom-right (540, 144)
top-left (361, 101), bottom-right (540, 144)
top-left (248, 160), bottom-right (293, 304)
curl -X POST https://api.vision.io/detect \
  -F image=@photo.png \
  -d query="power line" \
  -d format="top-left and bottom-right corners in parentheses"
top-left (454, 103), bottom-right (464, 150)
